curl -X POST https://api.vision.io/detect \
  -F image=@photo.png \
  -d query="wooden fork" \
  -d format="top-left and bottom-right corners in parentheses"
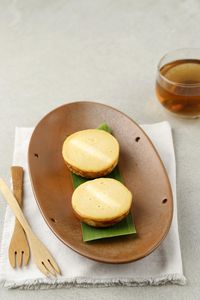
top-left (8, 166), bottom-right (30, 268)
top-left (0, 178), bottom-right (61, 277)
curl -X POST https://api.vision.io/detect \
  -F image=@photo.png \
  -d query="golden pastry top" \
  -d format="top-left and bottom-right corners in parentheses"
top-left (62, 129), bottom-right (119, 172)
top-left (72, 178), bottom-right (132, 221)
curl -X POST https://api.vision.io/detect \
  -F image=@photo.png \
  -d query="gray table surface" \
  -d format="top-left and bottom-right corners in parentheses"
top-left (0, 1), bottom-right (200, 299)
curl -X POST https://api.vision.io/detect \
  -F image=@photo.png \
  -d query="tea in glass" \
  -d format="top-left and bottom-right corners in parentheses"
top-left (156, 49), bottom-right (200, 118)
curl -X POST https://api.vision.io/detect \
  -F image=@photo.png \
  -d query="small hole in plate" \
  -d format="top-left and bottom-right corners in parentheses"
top-left (162, 198), bottom-right (167, 204)
top-left (34, 153), bottom-right (39, 158)
top-left (135, 137), bottom-right (140, 142)
top-left (50, 218), bottom-right (56, 223)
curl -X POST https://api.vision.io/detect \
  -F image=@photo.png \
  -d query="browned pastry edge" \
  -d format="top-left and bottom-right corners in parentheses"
top-left (72, 208), bottom-right (131, 227)
top-left (65, 159), bottom-right (118, 178)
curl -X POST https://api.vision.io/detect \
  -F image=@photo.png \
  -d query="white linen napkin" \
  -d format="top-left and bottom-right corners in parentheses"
top-left (0, 122), bottom-right (186, 289)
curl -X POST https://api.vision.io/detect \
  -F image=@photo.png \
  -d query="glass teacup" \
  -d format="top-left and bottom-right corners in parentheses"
top-left (156, 48), bottom-right (200, 118)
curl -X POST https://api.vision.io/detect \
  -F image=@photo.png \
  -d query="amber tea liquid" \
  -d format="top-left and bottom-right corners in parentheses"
top-left (156, 59), bottom-right (200, 117)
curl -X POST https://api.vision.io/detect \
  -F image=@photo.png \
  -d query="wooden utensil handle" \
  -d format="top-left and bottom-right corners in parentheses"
top-left (0, 178), bottom-right (33, 237)
top-left (11, 166), bottom-right (24, 207)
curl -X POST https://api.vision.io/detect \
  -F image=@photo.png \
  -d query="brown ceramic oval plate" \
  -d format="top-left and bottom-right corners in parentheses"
top-left (28, 101), bottom-right (173, 264)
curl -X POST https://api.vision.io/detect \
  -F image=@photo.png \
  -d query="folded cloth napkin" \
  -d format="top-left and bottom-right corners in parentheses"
top-left (0, 122), bottom-right (186, 289)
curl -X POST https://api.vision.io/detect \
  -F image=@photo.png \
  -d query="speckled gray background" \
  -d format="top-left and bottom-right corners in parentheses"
top-left (0, 0), bottom-right (200, 299)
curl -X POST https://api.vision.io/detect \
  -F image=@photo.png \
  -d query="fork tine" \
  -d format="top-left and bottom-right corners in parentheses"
top-left (37, 262), bottom-right (50, 277)
top-left (16, 251), bottom-right (22, 268)
top-left (47, 258), bottom-right (61, 275)
top-left (22, 250), bottom-right (29, 266)
top-left (44, 261), bottom-right (57, 277)
top-left (8, 250), bottom-right (16, 268)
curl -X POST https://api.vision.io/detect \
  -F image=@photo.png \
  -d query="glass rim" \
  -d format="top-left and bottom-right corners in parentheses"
top-left (157, 47), bottom-right (200, 87)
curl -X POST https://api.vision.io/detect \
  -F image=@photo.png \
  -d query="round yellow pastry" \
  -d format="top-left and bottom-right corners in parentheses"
top-left (71, 178), bottom-right (132, 227)
top-left (62, 129), bottom-right (119, 178)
